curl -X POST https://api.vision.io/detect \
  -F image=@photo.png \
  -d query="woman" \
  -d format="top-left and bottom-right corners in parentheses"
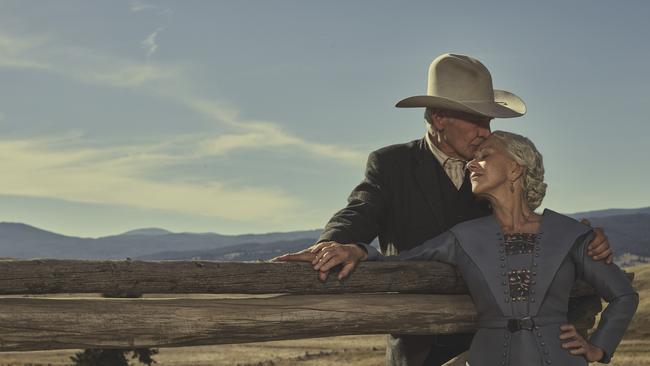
top-left (273, 131), bottom-right (638, 366)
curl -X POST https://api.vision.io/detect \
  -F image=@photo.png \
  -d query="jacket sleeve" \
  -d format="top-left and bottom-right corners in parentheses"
top-left (571, 230), bottom-right (639, 364)
top-left (356, 230), bottom-right (459, 265)
top-left (318, 150), bottom-right (390, 246)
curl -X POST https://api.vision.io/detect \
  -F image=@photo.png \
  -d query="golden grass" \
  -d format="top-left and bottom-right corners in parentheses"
top-left (2, 338), bottom-right (648, 366)
top-left (623, 263), bottom-right (650, 340)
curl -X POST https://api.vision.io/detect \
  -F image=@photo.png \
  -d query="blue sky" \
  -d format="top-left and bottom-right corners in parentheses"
top-left (0, 0), bottom-right (648, 237)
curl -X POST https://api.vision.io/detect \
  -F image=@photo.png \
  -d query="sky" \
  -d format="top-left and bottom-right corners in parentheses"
top-left (0, 1), bottom-right (649, 238)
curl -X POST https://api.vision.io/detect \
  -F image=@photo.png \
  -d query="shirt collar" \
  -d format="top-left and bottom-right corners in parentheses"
top-left (424, 132), bottom-right (468, 167)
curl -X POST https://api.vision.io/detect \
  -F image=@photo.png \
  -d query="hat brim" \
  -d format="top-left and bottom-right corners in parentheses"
top-left (395, 89), bottom-right (526, 118)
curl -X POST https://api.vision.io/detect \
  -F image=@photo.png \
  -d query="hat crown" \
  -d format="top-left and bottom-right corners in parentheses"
top-left (427, 54), bottom-right (495, 103)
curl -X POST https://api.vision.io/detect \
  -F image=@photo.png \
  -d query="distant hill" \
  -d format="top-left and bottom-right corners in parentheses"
top-left (0, 206), bottom-right (647, 261)
top-left (567, 206), bottom-right (650, 219)
top-left (0, 221), bottom-right (321, 259)
top-left (580, 213), bottom-right (650, 257)
top-left (126, 206), bottom-right (650, 262)
top-left (119, 228), bottom-right (173, 236)
top-left (136, 238), bottom-right (316, 261)
top-left (0, 222), bottom-right (86, 258)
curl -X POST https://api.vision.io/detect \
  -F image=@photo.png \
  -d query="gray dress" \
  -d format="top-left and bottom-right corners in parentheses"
top-left (359, 209), bottom-right (639, 366)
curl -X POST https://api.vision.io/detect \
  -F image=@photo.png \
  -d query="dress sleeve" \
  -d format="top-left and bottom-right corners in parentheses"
top-left (356, 230), bottom-right (459, 265)
top-left (318, 150), bottom-right (390, 246)
top-left (570, 230), bottom-right (639, 364)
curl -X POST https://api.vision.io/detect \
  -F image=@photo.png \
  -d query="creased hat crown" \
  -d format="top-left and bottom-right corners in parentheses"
top-left (429, 54), bottom-right (494, 103)
top-left (396, 53), bottom-right (526, 118)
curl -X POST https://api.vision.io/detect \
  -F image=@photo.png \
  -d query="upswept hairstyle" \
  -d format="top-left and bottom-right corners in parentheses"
top-left (490, 131), bottom-right (547, 210)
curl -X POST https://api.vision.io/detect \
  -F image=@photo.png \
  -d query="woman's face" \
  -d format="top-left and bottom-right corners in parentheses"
top-left (467, 136), bottom-right (517, 197)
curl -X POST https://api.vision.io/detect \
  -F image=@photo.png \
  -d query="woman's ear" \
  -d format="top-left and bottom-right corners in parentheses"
top-left (510, 161), bottom-right (526, 182)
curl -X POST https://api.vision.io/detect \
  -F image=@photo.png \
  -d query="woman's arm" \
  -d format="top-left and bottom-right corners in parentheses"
top-left (357, 230), bottom-right (459, 264)
top-left (571, 230), bottom-right (639, 363)
top-left (320, 230), bottom-right (459, 280)
top-left (275, 231), bottom-right (460, 281)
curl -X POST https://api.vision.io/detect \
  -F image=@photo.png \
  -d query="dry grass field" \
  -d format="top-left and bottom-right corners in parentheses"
top-left (1, 262), bottom-right (648, 366)
top-left (0, 337), bottom-right (648, 366)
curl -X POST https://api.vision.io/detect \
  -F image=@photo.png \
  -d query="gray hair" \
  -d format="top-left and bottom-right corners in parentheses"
top-left (424, 107), bottom-right (444, 137)
top-left (490, 131), bottom-right (547, 210)
top-left (424, 107), bottom-right (435, 124)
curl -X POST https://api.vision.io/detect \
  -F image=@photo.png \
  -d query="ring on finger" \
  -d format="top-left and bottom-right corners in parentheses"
top-left (319, 251), bottom-right (333, 261)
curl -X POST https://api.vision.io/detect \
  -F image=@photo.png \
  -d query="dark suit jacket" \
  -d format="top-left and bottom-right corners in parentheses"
top-left (317, 138), bottom-right (490, 365)
top-left (318, 137), bottom-right (490, 255)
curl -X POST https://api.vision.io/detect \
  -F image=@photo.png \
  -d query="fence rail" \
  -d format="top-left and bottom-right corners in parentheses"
top-left (0, 259), bottom-right (632, 352)
top-left (0, 259), bottom-right (618, 296)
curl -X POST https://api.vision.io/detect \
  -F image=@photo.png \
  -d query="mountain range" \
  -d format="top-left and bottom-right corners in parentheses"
top-left (1, 207), bottom-right (648, 265)
top-left (0, 222), bottom-right (321, 260)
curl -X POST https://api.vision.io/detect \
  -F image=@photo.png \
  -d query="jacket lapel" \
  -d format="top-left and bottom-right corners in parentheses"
top-left (412, 138), bottom-right (445, 229)
top-left (452, 211), bottom-right (593, 317)
top-left (528, 209), bottom-right (592, 315)
top-left (451, 216), bottom-right (513, 316)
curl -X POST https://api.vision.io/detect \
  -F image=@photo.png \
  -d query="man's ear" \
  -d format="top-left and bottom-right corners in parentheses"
top-left (430, 111), bottom-right (447, 132)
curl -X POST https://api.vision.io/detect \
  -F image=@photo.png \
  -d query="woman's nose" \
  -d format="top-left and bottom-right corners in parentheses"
top-left (466, 159), bottom-right (480, 172)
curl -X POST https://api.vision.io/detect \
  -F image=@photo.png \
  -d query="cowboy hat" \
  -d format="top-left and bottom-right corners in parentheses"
top-left (396, 53), bottom-right (526, 118)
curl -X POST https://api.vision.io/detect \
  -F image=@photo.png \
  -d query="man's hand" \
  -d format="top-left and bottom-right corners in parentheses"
top-left (311, 243), bottom-right (368, 282)
top-left (559, 323), bottom-right (604, 362)
top-left (581, 219), bottom-right (614, 264)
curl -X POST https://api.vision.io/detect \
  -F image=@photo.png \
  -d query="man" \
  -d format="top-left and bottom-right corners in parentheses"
top-left (274, 53), bottom-right (613, 366)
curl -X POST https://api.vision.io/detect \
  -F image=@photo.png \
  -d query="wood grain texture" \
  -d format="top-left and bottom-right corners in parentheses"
top-left (0, 294), bottom-right (478, 351)
top-left (0, 259), bottom-right (629, 296)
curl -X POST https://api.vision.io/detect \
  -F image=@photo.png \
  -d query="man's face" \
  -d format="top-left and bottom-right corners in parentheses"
top-left (441, 111), bottom-right (492, 160)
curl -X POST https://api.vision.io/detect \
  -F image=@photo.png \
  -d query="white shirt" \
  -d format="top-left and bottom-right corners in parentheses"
top-left (424, 133), bottom-right (467, 190)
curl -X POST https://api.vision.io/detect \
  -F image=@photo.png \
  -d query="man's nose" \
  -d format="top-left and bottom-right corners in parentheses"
top-left (477, 125), bottom-right (491, 138)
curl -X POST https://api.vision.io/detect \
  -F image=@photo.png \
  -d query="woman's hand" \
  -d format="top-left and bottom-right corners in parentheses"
top-left (559, 323), bottom-right (604, 362)
top-left (270, 241), bottom-right (343, 263)
top-left (270, 249), bottom-right (318, 263)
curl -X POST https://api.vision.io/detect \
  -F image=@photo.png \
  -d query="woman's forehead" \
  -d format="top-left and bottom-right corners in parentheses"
top-left (475, 138), bottom-right (503, 157)
top-left (478, 140), bottom-right (497, 151)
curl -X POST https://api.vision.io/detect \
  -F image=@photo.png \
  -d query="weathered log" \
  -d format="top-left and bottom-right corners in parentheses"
top-left (0, 294), bottom-right (478, 351)
top-left (0, 259), bottom-right (630, 296)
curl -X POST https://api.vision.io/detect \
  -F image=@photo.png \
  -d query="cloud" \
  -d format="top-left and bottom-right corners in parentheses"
top-left (0, 33), bottom-right (45, 54)
top-left (0, 33), bottom-right (51, 70)
top-left (0, 31), bottom-right (366, 165)
top-left (0, 30), bottom-right (366, 221)
top-left (0, 136), bottom-right (299, 222)
top-left (129, 1), bottom-right (156, 13)
top-left (196, 126), bottom-right (365, 163)
top-left (142, 27), bottom-right (164, 58)
top-left (129, 1), bottom-right (173, 15)
top-left (0, 32), bottom-right (176, 88)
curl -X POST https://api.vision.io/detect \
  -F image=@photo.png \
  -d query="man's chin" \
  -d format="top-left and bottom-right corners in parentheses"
top-left (461, 149), bottom-right (477, 160)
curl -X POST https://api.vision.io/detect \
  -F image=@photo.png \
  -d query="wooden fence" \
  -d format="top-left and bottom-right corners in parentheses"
top-left (0, 259), bottom-right (629, 352)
